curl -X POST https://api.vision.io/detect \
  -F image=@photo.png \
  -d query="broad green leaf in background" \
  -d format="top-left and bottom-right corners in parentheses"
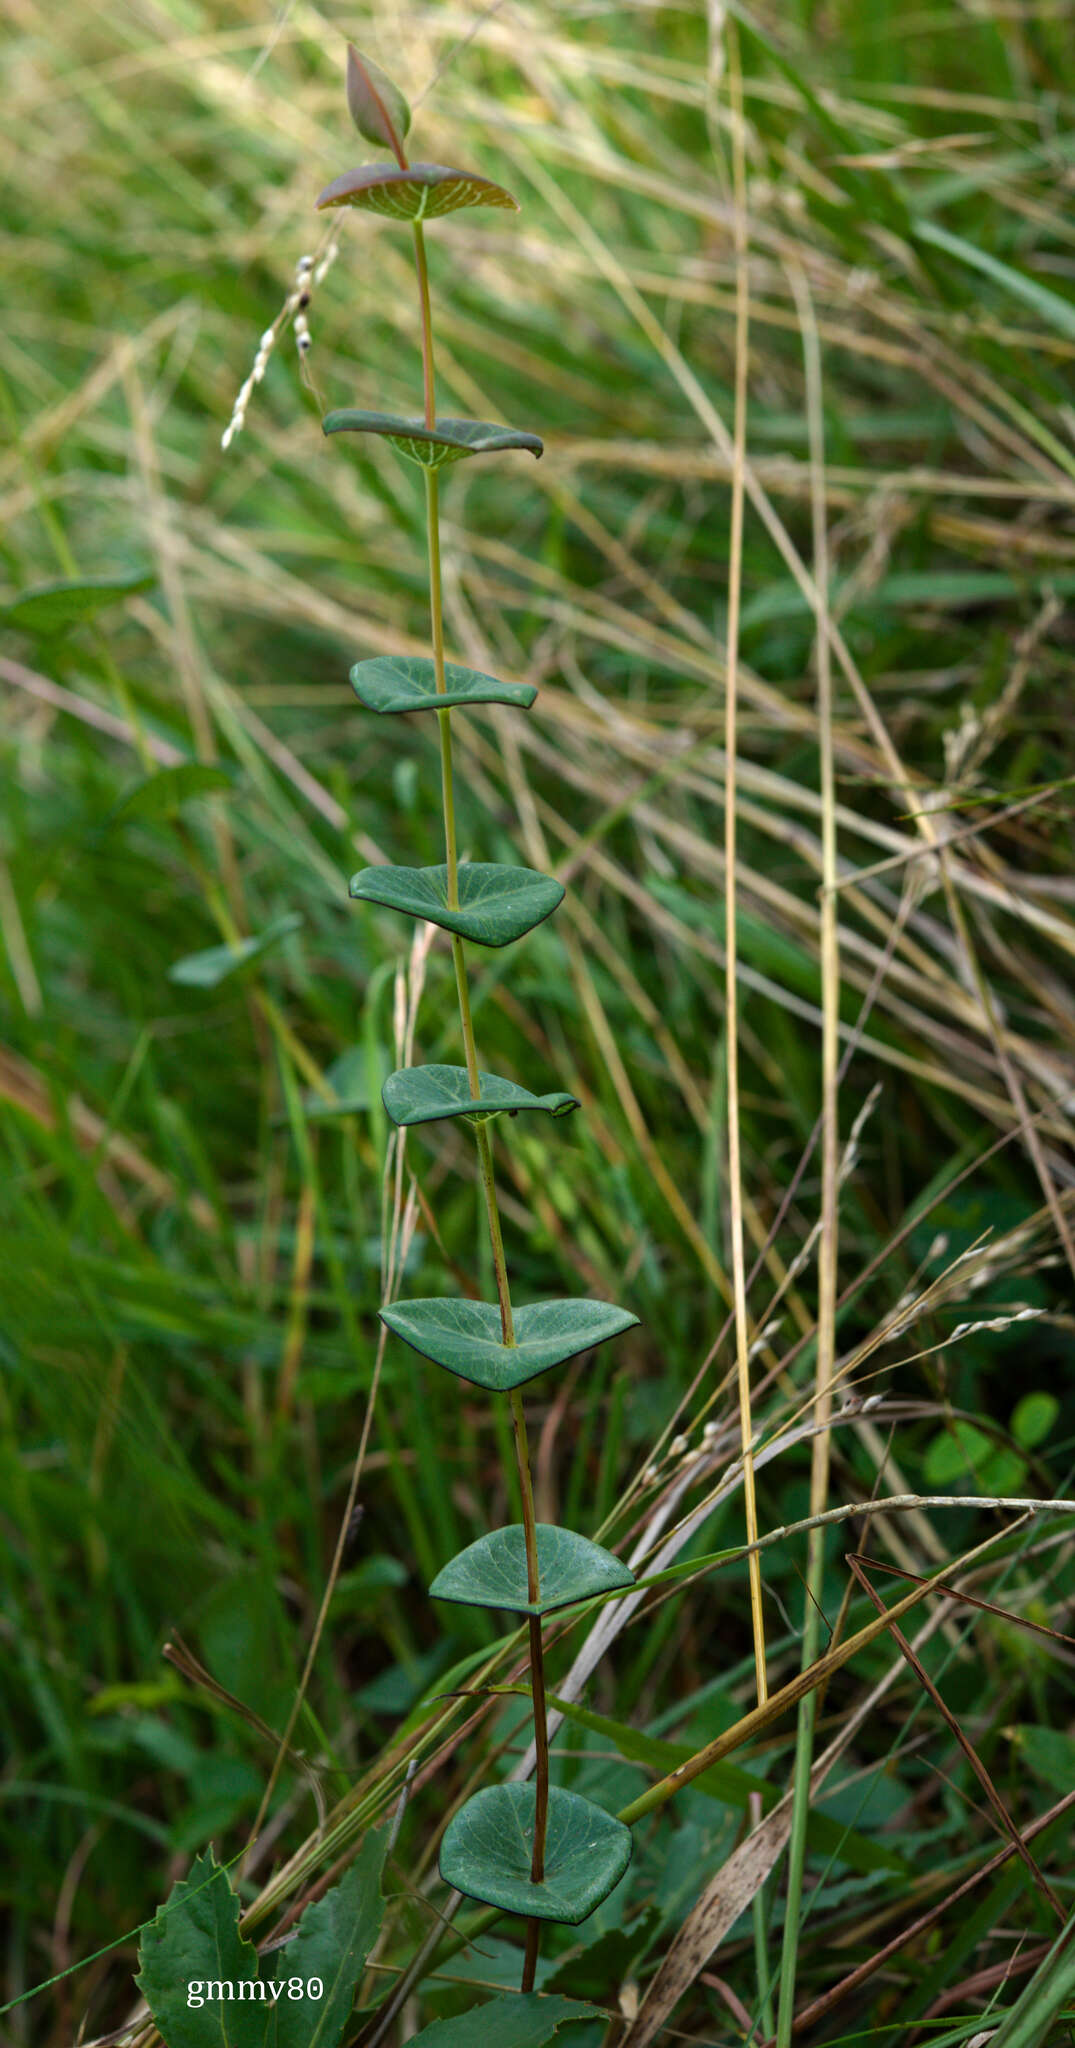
top-left (0, 568), bottom-right (155, 634)
top-left (440, 1784), bottom-right (632, 1924)
top-left (344, 46), bottom-right (410, 156)
top-left (1008, 1725), bottom-right (1075, 1788)
top-left (430, 1524), bottom-right (634, 1615)
top-left (323, 413), bottom-right (543, 470)
top-left (136, 1848), bottom-right (263, 2048)
top-left (351, 655), bottom-right (536, 714)
top-left (299, 1045), bottom-right (391, 1121)
top-left (380, 1297), bottom-right (639, 1391)
top-left (264, 1826), bottom-right (387, 2048)
top-left (1011, 1391), bottom-right (1059, 1449)
top-left (405, 1993), bottom-right (605, 2048)
top-left (112, 763), bottom-right (238, 823)
top-left (317, 161), bottom-right (518, 221)
top-left (923, 1420), bottom-right (998, 1486)
top-left (351, 862), bottom-right (563, 947)
top-left (168, 914), bottom-right (303, 988)
top-left (382, 1065), bottom-right (579, 1127)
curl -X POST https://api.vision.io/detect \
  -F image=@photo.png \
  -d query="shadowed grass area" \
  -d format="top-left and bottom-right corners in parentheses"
top-left (2, 2), bottom-right (1075, 2044)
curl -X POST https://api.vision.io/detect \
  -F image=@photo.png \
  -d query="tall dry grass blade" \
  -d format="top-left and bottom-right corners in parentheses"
top-left (775, 260), bottom-right (840, 2047)
top-left (722, 17), bottom-right (768, 1724)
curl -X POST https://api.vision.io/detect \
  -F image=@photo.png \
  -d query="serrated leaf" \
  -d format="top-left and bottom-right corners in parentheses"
top-left (382, 1064), bottom-right (579, 1128)
top-left (317, 159), bottom-right (518, 221)
top-left (405, 1993), bottom-right (604, 2048)
top-left (168, 913), bottom-right (302, 989)
top-left (380, 1297), bottom-right (638, 1391)
top-left (430, 1524), bottom-right (634, 1616)
top-left (1, 568), bottom-right (155, 635)
top-left (136, 1847), bottom-right (263, 2048)
top-left (323, 412), bottom-right (543, 470)
top-left (344, 47), bottom-right (410, 158)
top-left (112, 763), bottom-right (237, 824)
top-left (136, 1834), bottom-right (388, 2048)
top-left (264, 1827), bottom-right (387, 2048)
top-left (351, 655), bottom-right (536, 715)
top-left (440, 1785), bottom-right (632, 1925)
top-left (350, 862), bottom-right (562, 947)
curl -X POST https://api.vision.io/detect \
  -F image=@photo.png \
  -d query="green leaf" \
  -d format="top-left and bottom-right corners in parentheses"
top-left (1012, 1391), bottom-right (1059, 1450)
top-left (923, 1419), bottom-right (995, 1486)
top-left (264, 1826), bottom-right (387, 2048)
top-left (317, 160), bottom-right (518, 221)
top-left (1, 568), bottom-right (155, 635)
top-left (344, 46), bottom-right (410, 158)
top-left (380, 1297), bottom-right (639, 1392)
top-left (168, 914), bottom-right (302, 988)
top-left (1010, 1724), bottom-right (1075, 1788)
top-left (441, 1785), bottom-right (632, 1925)
top-left (430, 1524), bottom-right (634, 1616)
top-left (405, 1993), bottom-right (604, 2048)
top-left (350, 862), bottom-right (563, 947)
top-left (323, 412), bottom-right (543, 470)
top-left (987, 1904), bottom-right (1075, 2048)
top-left (112, 763), bottom-right (237, 823)
top-left (913, 219), bottom-right (1075, 342)
top-left (382, 1064), bottom-right (579, 1128)
top-left (136, 1833), bottom-right (388, 2048)
top-left (136, 1847), bottom-right (263, 2048)
top-left (300, 1045), bottom-right (391, 1121)
top-left (351, 655), bottom-right (536, 715)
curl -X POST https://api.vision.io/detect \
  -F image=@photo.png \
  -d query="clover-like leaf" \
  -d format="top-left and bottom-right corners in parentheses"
top-left (430, 1524), bottom-right (634, 1617)
top-left (440, 1785), bottom-right (632, 1925)
top-left (405, 1993), bottom-right (605, 2048)
top-left (350, 862), bottom-right (563, 948)
top-left (382, 1065), bottom-right (579, 1128)
top-left (351, 656), bottom-right (536, 715)
top-left (345, 47), bottom-right (411, 160)
top-left (379, 1297), bottom-right (639, 1392)
top-left (317, 161), bottom-right (518, 221)
top-left (323, 412), bottom-right (543, 470)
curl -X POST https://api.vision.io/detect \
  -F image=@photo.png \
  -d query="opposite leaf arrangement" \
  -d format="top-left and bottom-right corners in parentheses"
top-left (322, 44), bottom-right (641, 1995)
top-left (137, 47), bottom-right (642, 2048)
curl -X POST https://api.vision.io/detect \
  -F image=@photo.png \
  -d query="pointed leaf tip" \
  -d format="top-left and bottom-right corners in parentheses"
top-left (346, 45), bottom-right (411, 161)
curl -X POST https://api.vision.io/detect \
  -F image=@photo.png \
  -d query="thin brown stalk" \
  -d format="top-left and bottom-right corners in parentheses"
top-left (775, 1786), bottom-right (1075, 2039)
top-left (846, 1552), bottom-right (1066, 1922)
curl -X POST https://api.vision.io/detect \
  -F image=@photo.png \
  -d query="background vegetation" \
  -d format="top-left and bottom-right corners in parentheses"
top-left (3, 0), bottom-right (1075, 2043)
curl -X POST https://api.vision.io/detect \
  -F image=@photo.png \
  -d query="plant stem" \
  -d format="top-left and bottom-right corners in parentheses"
top-left (412, 214), bottom-right (550, 1986)
top-left (776, 264), bottom-right (840, 2048)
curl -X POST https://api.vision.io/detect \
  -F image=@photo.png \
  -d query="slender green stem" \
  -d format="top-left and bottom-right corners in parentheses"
top-left (412, 222), bottom-right (436, 429)
top-left (412, 214), bottom-right (549, 1987)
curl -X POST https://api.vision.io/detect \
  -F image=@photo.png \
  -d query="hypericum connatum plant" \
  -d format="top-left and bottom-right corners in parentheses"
top-left (317, 46), bottom-right (640, 1990)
